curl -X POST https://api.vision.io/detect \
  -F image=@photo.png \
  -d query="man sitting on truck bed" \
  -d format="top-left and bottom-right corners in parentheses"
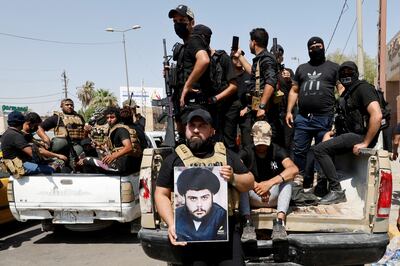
top-left (313, 61), bottom-right (382, 205)
top-left (78, 107), bottom-right (142, 175)
top-left (240, 121), bottom-right (298, 240)
top-left (2, 111), bottom-right (67, 177)
top-left (155, 109), bottom-right (254, 265)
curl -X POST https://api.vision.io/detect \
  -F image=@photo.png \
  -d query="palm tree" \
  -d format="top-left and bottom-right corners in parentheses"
top-left (91, 89), bottom-right (118, 108)
top-left (77, 81), bottom-right (95, 111)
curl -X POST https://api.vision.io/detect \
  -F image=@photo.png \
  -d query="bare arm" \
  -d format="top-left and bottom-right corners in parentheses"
top-left (215, 81), bottom-right (237, 102)
top-left (353, 101), bottom-right (382, 155)
top-left (38, 147), bottom-right (67, 161)
top-left (37, 126), bottom-right (51, 147)
top-left (392, 133), bottom-right (400, 160)
top-left (22, 146), bottom-right (33, 158)
top-left (285, 84), bottom-right (299, 127)
top-left (336, 83), bottom-right (345, 96)
top-left (155, 186), bottom-right (186, 246)
top-left (102, 138), bottom-right (132, 165)
top-left (237, 52), bottom-right (252, 74)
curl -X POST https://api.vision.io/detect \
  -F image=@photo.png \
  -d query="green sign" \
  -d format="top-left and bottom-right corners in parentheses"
top-left (2, 105), bottom-right (28, 113)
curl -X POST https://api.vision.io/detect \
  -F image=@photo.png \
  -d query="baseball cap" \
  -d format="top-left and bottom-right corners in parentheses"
top-left (185, 109), bottom-right (213, 125)
top-left (168, 5), bottom-right (194, 20)
top-left (7, 111), bottom-right (25, 126)
top-left (252, 121), bottom-right (272, 146)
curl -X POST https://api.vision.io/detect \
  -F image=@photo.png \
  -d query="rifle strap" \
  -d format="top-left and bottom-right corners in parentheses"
top-left (255, 60), bottom-right (261, 95)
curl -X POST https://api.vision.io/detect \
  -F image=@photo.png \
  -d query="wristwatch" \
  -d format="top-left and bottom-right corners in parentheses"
top-left (259, 103), bottom-right (266, 110)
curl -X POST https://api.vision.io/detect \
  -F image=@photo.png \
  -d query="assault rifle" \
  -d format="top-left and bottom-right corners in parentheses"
top-left (270, 37), bottom-right (285, 72)
top-left (160, 38), bottom-right (176, 147)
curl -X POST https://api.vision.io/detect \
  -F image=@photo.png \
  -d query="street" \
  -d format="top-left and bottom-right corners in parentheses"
top-left (0, 222), bottom-right (162, 266)
top-left (1, 161), bottom-right (399, 266)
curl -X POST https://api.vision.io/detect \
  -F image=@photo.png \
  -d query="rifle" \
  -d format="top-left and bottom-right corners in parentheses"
top-left (161, 38), bottom-right (176, 147)
top-left (270, 37), bottom-right (285, 104)
top-left (271, 38), bottom-right (285, 72)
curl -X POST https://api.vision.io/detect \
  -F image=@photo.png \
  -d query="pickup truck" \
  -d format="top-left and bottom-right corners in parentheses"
top-left (138, 147), bottom-right (392, 265)
top-left (6, 132), bottom-right (165, 232)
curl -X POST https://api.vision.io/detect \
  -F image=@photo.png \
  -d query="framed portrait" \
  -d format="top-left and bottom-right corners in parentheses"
top-left (174, 166), bottom-right (228, 243)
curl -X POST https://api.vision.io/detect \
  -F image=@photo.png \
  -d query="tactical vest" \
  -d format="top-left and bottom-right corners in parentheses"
top-left (54, 112), bottom-right (85, 140)
top-left (175, 142), bottom-right (240, 216)
top-left (107, 124), bottom-right (142, 158)
top-left (90, 123), bottom-right (109, 146)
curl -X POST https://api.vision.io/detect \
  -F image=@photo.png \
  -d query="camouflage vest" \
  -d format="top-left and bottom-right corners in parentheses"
top-left (90, 123), bottom-right (109, 146)
top-left (54, 112), bottom-right (85, 140)
top-left (107, 124), bottom-right (142, 158)
top-left (175, 142), bottom-right (240, 216)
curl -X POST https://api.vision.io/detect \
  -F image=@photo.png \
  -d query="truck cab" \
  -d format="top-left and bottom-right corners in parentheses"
top-left (138, 147), bottom-right (392, 265)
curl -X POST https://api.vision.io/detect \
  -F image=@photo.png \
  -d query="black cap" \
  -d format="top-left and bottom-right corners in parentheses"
top-left (168, 5), bottom-right (194, 20)
top-left (307, 36), bottom-right (324, 49)
top-left (177, 168), bottom-right (220, 195)
top-left (7, 111), bottom-right (25, 126)
top-left (193, 24), bottom-right (212, 38)
top-left (185, 109), bottom-right (213, 125)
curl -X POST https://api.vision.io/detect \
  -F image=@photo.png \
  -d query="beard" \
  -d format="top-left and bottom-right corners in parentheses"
top-left (187, 136), bottom-right (213, 154)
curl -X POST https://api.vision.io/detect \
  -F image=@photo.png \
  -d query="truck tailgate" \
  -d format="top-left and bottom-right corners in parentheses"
top-left (12, 174), bottom-right (121, 210)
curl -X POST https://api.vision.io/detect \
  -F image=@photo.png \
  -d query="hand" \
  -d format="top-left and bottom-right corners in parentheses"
top-left (254, 180), bottom-right (273, 197)
top-left (231, 48), bottom-right (243, 59)
top-left (168, 224), bottom-right (187, 246)
top-left (353, 142), bottom-right (368, 156)
top-left (84, 124), bottom-right (92, 132)
top-left (281, 69), bottom-right (291, 80)
top-left (77, 158), bottom-right (84, 166)
top-left (240, 107), bottom-right (248, 117)
top-left (322, 130), bottom-right (335, 142)
top-left (102, 154), bottom-right (115, 165)
top-left (256, 109), bottom-right (266, 119)
top-left (285, 112), bottom-right (293, 128)
top-left (219, 165), bottom-right (234, 183)
top-left (57, 154), bottom-right (68, 161)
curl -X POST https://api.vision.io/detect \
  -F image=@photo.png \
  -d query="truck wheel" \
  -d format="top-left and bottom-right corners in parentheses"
top-left (41, 219), bottom-right (55, 232)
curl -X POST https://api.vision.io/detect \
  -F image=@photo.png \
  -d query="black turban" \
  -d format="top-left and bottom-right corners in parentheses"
top-left (177, 168), bottom-right (220, 196)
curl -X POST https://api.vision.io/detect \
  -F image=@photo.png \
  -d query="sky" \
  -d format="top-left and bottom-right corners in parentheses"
top-left (0, 0), bottom-right (399, 116)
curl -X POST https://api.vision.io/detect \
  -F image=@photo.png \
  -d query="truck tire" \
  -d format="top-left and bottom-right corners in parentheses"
top-left (64, 220), bottom-right (113, 232)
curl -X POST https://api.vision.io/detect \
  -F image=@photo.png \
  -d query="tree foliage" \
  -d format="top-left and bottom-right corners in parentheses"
top-left (326, 49), bottom-right (377, 84)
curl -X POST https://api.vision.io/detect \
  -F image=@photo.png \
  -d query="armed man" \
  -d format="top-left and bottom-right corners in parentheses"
top-left (233, 28), bottom-right (280, 142)
top-left (285, 37), bottom-right (344, 188)
top-left (78, 107), bottom-right (142, 175)
top-left (37, 98), bottom-right (89, 170)
top-left (312, 61), bottom-right (382, 204)
top-left (155, 109), bottom-right (254, 264)
top-left (2, 111), bottom-right (67, 177)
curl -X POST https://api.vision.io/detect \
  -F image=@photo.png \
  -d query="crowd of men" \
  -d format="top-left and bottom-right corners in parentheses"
top-left (1, 4), bottom-right (398, 265)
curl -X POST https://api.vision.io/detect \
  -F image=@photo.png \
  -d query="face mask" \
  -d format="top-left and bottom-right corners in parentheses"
top-left (340, 77), bottom-right (353, 86)
top-left (174, 22), bottom-right (190, 39)
top-left (308, 47), bottom-right (325, 64)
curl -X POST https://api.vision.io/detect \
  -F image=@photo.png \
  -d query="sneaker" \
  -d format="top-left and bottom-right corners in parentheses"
top-left (241, 220), bottom-right (256, 241)
top-left (271, 218), bottom-right (287, 242)
top-left (319, 190), bottom-right (347, 205)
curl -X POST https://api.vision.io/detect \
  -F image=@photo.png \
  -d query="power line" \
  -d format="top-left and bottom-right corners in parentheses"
top-left (326, 0), bottom-right (349, 52)
top-left (0, 32), bottom-right (120, 45)
top-left (0, 92), bottom-right (62, 99)
top-left (0, 98), bottom-right (62, 105)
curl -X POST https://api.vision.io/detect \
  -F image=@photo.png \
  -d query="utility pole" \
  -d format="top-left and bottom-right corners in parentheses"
top-left (61, 70), bottom-right (68, 98)
top-left (356, 0), bottom-right (365, 79)
top-left (378, 0), bottom-right (387, 96)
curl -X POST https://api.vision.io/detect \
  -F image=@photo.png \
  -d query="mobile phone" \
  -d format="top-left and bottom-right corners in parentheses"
top-left (231, 36), bottom-right (239, 51)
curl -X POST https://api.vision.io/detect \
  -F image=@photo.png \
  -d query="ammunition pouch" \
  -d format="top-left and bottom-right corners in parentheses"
top-left (3, 157), bottom-right (25, 179)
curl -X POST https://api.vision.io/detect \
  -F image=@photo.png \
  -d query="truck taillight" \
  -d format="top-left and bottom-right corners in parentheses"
top-left (7, 180), bottom-right (14, 202)
top-left (121, 181), bottom-right (134, 203)
top-left (376, 170), bottom-right (392, 218)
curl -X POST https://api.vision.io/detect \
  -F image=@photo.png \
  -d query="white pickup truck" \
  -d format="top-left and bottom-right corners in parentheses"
top-left (138, 147), bottom-right (393, 265)
top-left (6, 131), bottom-right (165, 232)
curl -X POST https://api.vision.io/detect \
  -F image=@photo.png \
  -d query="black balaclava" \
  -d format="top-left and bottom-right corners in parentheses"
top-left (339, 61), bottom-right (360, 88)
top-left (174, 22), bottom-right (190, 40)
top-left (307, 36), bottom-right (326, 65)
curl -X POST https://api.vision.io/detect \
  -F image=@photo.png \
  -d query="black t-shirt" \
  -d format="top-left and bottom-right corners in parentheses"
top-left (183, 34), bottom-right (212, 97)
top-left (240, 144), bottom-right (288, 183)
top-left (236, 70), bottom-right (252, 108)
top-left (157, 146), bottom-right (249, 190)
top-left (110, 127), bottom-right (131, 148)
top-left (346, 81), bottom-right (379, 115)
top-left (294, 60), bottom-right (339, 115)
top-left (1, 127), bottom-right (31, 162)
